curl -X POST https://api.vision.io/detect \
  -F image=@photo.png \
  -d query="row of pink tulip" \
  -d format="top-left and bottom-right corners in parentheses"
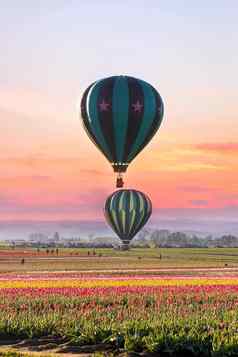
top-left (1, 285), bottom-right (238, 297)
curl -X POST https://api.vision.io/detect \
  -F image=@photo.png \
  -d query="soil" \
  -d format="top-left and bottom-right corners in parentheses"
top-left (0, 338), bottom-right (158, 357)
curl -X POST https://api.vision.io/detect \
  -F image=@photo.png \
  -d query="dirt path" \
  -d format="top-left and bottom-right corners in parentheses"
top-left (0, 338), bottom-right (123, 356)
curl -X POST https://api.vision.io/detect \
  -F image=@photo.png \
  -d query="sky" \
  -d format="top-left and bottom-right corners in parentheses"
top-left (0, 0), bottom-right (238, 224)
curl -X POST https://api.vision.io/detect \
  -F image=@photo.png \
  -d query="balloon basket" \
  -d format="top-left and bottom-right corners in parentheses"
top-left (120, 243), bottom-right (130, 251)
top-left (116, 173), bottom-right (124, 188)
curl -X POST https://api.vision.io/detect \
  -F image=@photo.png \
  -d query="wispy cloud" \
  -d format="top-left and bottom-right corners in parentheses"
top-left (189, 200), bottom-right (209, 206)
top-left (0, 175), bottom-right (51, 184)
top-left (0, 189), bottom-right (108, 215)
top-left (30, 175), bottom-right (51, 181)
top-left (194, 142), bottom-right (238, 153)
top-left (177, 185), bottom-right (214, 193)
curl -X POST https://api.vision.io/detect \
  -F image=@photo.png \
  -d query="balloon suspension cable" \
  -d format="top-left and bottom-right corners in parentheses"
top-left (116, 173), bottom-right (124, 188)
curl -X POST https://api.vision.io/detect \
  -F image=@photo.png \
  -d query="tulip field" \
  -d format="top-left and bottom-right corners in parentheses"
top-left (1, 249), bottom-right (238, 356)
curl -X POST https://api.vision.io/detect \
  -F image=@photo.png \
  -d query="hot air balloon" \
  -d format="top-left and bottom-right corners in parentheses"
top-left (80, 75), bottom-right (164, 187)
top-left (104, 189), bottom-right (152, 248)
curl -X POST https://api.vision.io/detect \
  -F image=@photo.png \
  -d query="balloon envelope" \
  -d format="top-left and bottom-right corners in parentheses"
top-left (81, 75), bottom-right (164, 173)
top-left (104, 189), bottom-right (152, 244)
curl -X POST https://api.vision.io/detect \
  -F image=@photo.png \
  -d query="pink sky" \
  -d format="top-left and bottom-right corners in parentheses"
top-left (0, 2), bottom-right (238, 222)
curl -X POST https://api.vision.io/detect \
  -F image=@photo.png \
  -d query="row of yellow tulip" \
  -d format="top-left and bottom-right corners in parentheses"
top-left (0, 277), bottom-right (237, 289)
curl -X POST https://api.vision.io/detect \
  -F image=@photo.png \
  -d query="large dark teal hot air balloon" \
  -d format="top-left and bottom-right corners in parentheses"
top-left (104, 189), bottom-right (152, 247)
top-left (81, 75), bottom-right (164, 187)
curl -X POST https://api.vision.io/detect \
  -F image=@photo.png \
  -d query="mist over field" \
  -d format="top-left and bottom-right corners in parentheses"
top-left (0, 219), bottom-right (238, 241)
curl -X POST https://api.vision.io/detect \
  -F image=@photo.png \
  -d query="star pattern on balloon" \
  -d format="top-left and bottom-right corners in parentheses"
top-left (132, 100), bottom-right (143, 113)
top-left (99, 99), bottom-right (110, 111)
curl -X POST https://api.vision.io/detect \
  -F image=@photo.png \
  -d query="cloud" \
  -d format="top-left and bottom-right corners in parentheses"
top-left (0, 156), bottom-right (91, 168)
top-left (0, 189), bottom-right (108, 214)
top-left (0, 175), bottom-right (51, 183)
top-left (194, 142), bottom-right (238, 154)
top-left (0, 194), bottom-right (16, 205)
top-left (80, 169), bottom-right (108, 176)
top-left (223, 204), bottom-right (238, 211)
top-left (177, 185), bottom-right (213, 193)
top-left (30, 175), bottom-right (51, 181)
top-left (189, 200), bottom-right (209, 206)
top-left (73, 189), bottom-right (108, 209)
top-left (221, 194), bottom-right (238, 200)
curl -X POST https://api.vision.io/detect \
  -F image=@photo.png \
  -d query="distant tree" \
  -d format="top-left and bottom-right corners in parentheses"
top-left (53, 232), bottom-right (60, 241)
top-left (29, 233), bottom-right (48, 242)
top-left (46, 249), bottom-right (49, 255)
top-left (56, 248), bottom-right (59, 256)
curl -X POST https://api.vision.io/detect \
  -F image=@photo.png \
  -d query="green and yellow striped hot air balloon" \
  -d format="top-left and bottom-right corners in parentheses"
top-left (104, 189), bottom-right (152, 247)
top-left (80, 75), bottom-right (164, 187)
